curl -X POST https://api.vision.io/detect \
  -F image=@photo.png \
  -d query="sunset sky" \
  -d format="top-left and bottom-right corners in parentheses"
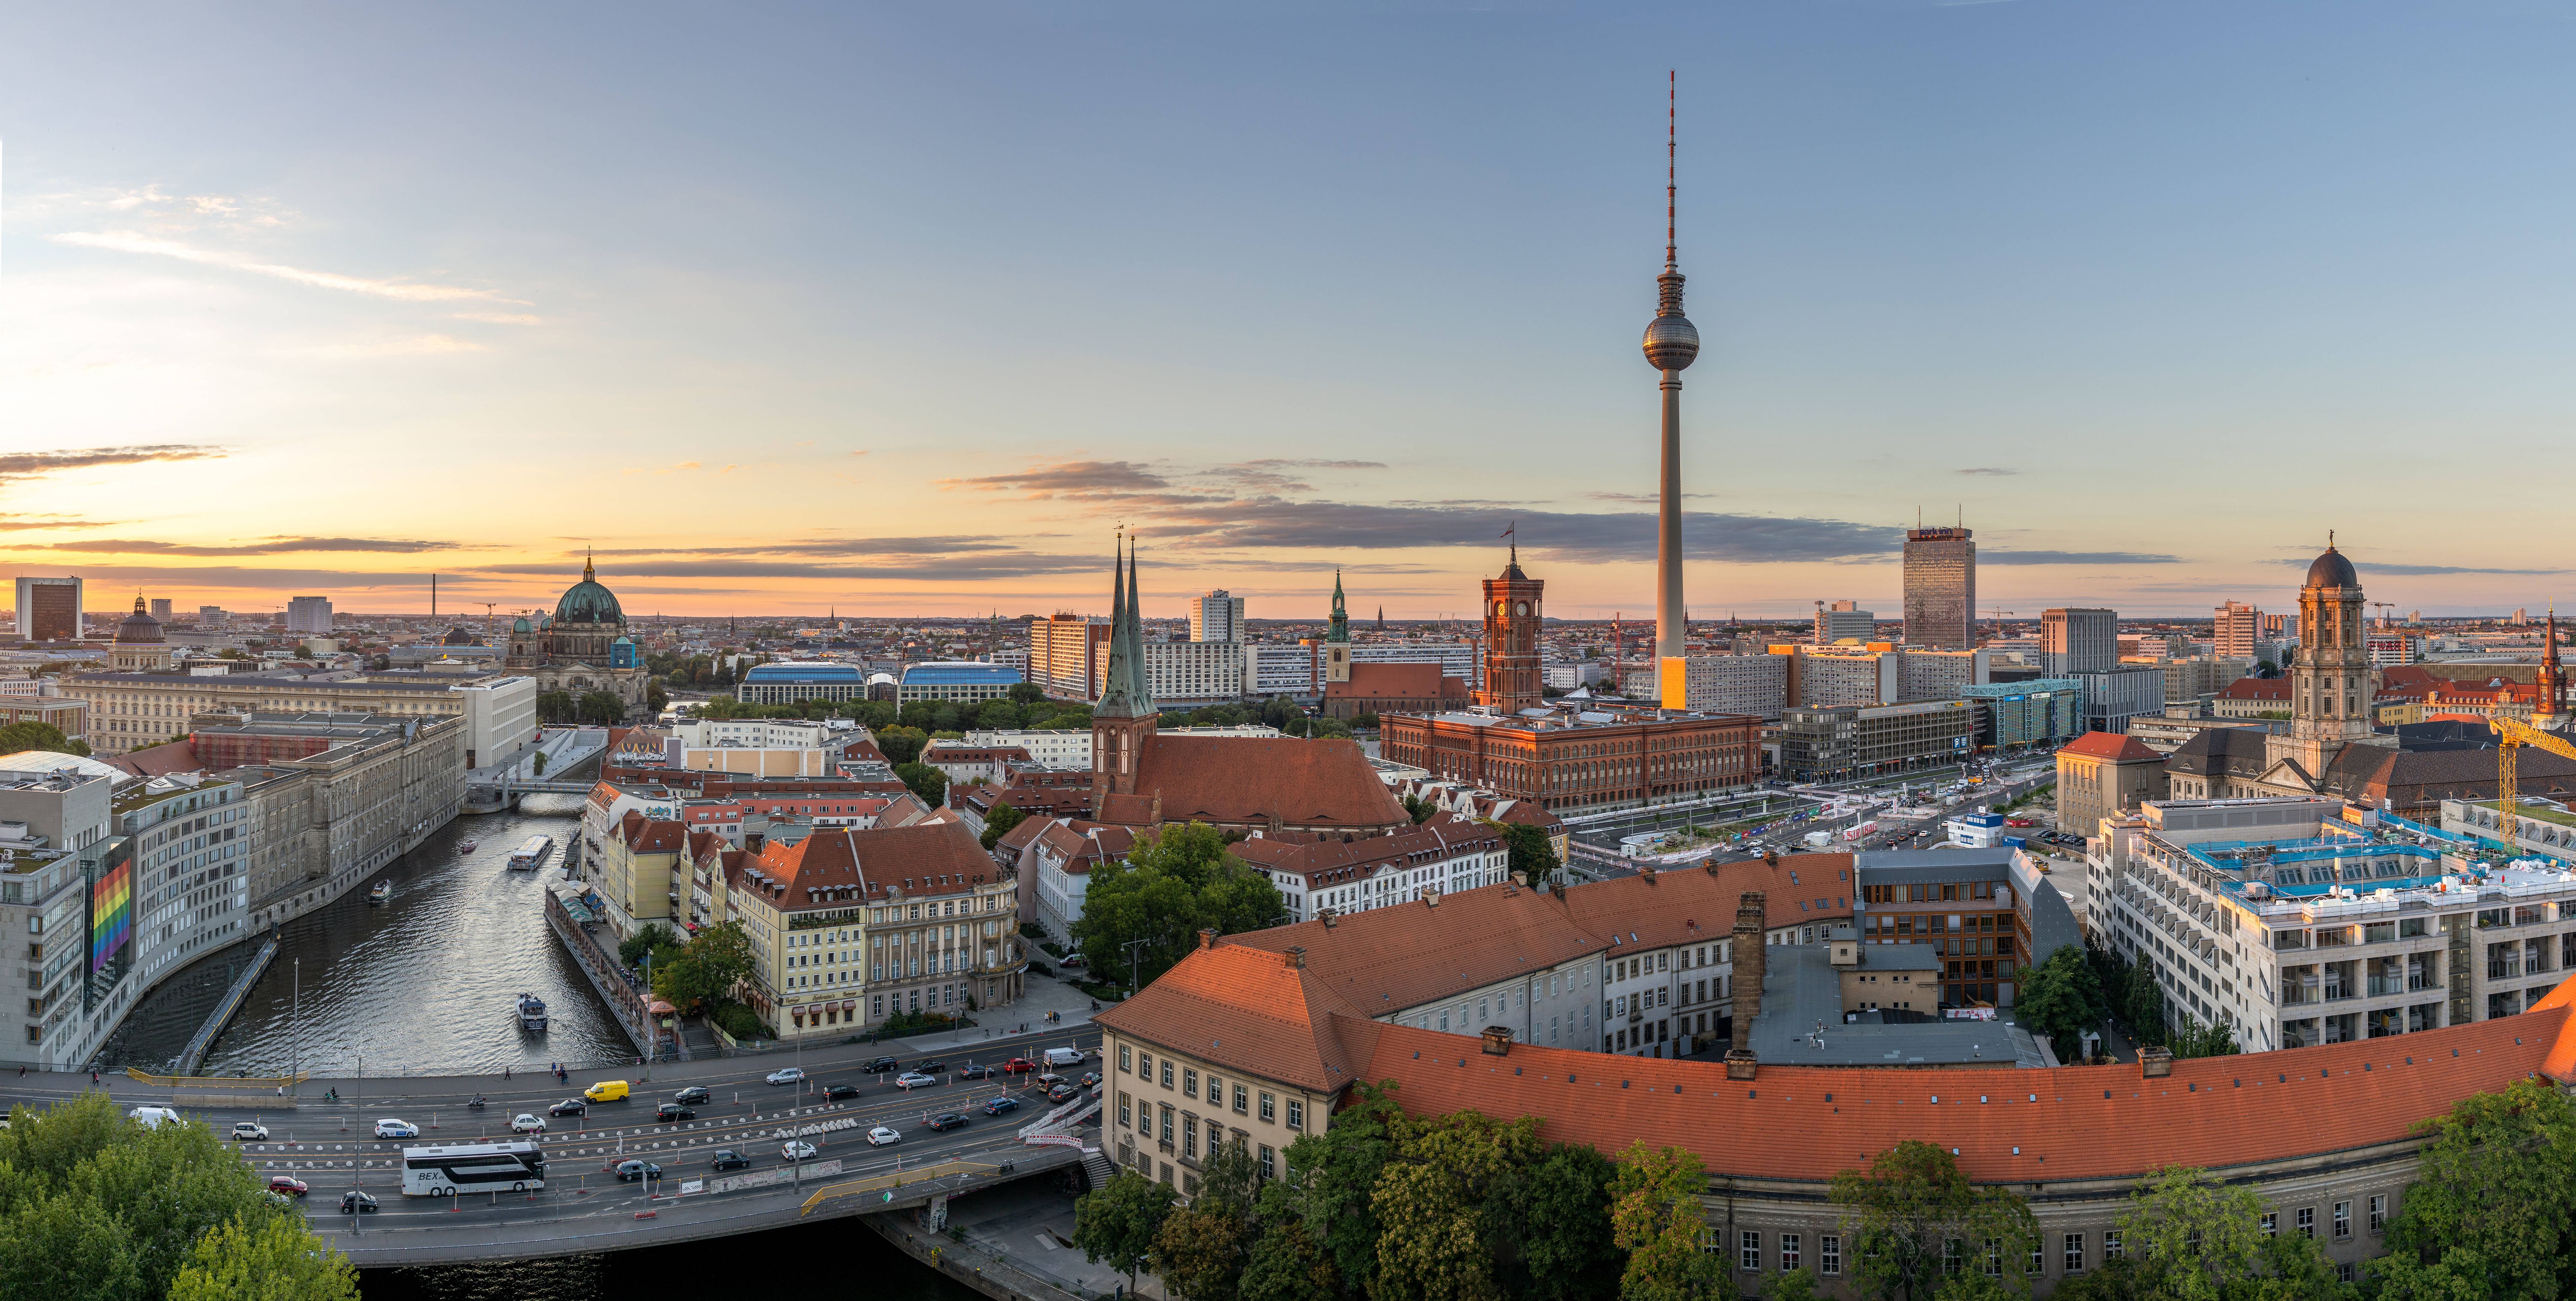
top-left (5, 2), bottom-right (2574, 623)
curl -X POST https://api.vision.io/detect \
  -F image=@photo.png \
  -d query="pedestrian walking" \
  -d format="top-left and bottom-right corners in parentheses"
top-left (504, 1066), bottom-right (511, 1081)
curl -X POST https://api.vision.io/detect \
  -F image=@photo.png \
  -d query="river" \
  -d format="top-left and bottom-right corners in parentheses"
top-left (98, 795), bottom-right (641, 1076)
top-left (358, 1217), bottom-right (981, 1301)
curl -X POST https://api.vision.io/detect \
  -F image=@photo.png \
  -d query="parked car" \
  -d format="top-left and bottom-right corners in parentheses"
top-left (267, 1175), bottom-right (309, 1197)
top-left (656, 1103), bottom-right (696, 1122)
top-left (511, 1113), bottom-right (547, 1134)
top-left (913, 1059), bottom-right (948, 1073)
top-left (230, 1122), bottom-right (268, 1142)
top-left (710, 1149), bottom-right (751, 1171)
top-left (1059, 954), bottom-right (1087, 969)
top-left (864, 1127), bottom-right (900, 1148)
top-left (957, 1063), bottom-right (992, 1079)
top-left (340, 1190), bottom-right (379, 1214)
top-left (549, 1098), bottom-right (589, 1117)
top-left (785, 1140), bottom-right (820, 1160)
top-left (822, 1083), bottom-right (861, 1100)
top-left (265, 1191), bottom-right (297, 1209)
top-left (862, 1056), bottom-right (901, 1073)
top-left (672, 1085), bottom-right (711, 1105)
top-left (374, 1119), bottom-right (419, 1140)
top-left (984, 1095), bottom-right (1022, 1116)
top-left (895, 1072), bottom-right (939, 1090)
top-left (766, 1067), bottom-right (806, 1087)
top-left (926, 1113), bottom-right (969, 1132)
top-left (1002, 1058), bottom-right (1038, 1074)
top-left (614, 1159), bottom-right (661, 1182)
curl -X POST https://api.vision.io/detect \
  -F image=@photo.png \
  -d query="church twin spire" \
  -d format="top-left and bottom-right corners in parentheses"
top-left (1095, 534), bottom-right (1157, 720)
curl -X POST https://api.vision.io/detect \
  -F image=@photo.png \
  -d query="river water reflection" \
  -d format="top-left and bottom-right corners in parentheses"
top-left (100, 796), bottom-right (641, 1076)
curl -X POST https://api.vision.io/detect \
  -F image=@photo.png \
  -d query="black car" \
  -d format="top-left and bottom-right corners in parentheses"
top-left (672, 1085), bottom-right (711, 1105)
top-left (863, 1056), bottom-right (901, 1073)
top-left (340, 1191), bottom-right (379, 1214)
top-left (656, 1103), bottom-right (696, 1122)
top-left (822, 1083), bottom-right (861, 1100)
top-left (548, 1098), bottom-right (589, 1117)
top-left (614, 1159), bottom-right (662, 1182)
top-left (1048, 1084), bottom-right (1081, 1104)
top-left (957, 1063), bottom-right (992, 1079)
top-left (926, 1113), bottom-right (969, 1132)
top-left (710, 1149), bottom-right (751, 1171)
top-left (913, 1059), bottom-right (948, 1073)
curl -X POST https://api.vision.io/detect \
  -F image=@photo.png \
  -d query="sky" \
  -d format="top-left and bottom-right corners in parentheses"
top-left (5, 1), bottom-right (2575, 623)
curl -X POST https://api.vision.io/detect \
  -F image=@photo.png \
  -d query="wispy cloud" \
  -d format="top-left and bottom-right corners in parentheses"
top-left (5, 536), bottom-right (467, 556)
top-left (1582, 491), bottom-right (1717, 503)
top-left (289, 334), bottom-right (489, 359)
top-left (0, 445), bottom-right (226, 482)
top-left (2274, 558), bottom-right (2566, 577)
top-left (1984, 550), bottom-right (2182, 565)
top-left (52, 231), bottom-right (517, 304)
top-left (0, 517), bottom-right (115, 532)
top-left (939, 460), bottom-right (1173, 497)
top-left (1955, 467), bottom-right (2017, 476)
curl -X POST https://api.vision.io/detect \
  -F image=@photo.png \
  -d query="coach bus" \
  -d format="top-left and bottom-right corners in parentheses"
top-left (401, 1141), bottom-right (547, 1196)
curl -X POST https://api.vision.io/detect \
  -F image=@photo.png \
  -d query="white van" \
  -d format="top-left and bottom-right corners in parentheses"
top-left (128, 1106), bottom-right (182, 1129)
top-left (1042, 1047), bottom-right (1086, 1068)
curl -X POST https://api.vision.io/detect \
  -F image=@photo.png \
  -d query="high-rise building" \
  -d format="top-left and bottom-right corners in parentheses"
top-left (286, 596), bottom-right (333, 635)
top-left (1814, 601), bottom-right (1874, 644)
top-left (197, 606), bottom-right (227, 628)
top-left (1028, 613), bottom-right (1111, 700)
top-left (1902, 527), bottom-right (1975, 649)
top-left (1642, 74), bottom-right (1701, 663)
top-left (1188, 590), bottom-right (1245, 644)
top-left (2213, 600), bottom-right (2263, 659)
top-left (12, 577), bottom-right (81, 642)
top-left (2041, 608), bottom-right (2117, 677)
top-left (1477, 545), bottom-right (1543, 714)
top-left (148, 599), bottom-right (172, 620)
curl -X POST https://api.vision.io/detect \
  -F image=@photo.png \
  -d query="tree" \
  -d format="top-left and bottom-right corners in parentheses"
top-left (1610, 1141), bottom-right (1733, 1301)
top-left (876, 725), bottom-right (930, 765)
top-left (1489, 820), bottom-right (1561, 889)
top-left (0, 721), bottom-right (86, 758)
top-left (653, 921), bottom-right (756, 1013)
top-left (981, 802), bottom-right (1027, 851)
top-left (1241, 1218), bottom-right (1340, 1301)
top-left (167, 1213), bottom-right (358, 1301)
top-left (535, 690), bottom-right (574, 723)
top-left (1073, 1169), bottom-right (1176, 1294)
top-left (1157, 1141), bottom-right (1264, 1301)
top-left (2382, 1077), bottom-right (2576, 1301)
top-left (1284, 1080), bottom-right (1406, 1297)
top-left (1832, 1140), bottom-right (2038, 1301)
top-left (894, 761), bottom-right (948, 806)
top-left (619, 922), bottom-right (681, 968)
top-left (1071, 823), bottom-right (1286, 990)
top-left (1370, 1111), bottom-right (1545, 1301)
top-left (2167, 1016), bottom-right (2239, 1060)
top-left (2114, 1165), bottom-right (2348, 1301)
top-left (578, 690), bottom-right (627, 723)
top-left (1308, 716), bottom-right (1354, 740)
top-left (2124, 957), bottom-right (2169, 1048)
top-left (644, 681), bottom-right (669, 714)
top-left (532, 751), bottom-right (548, 777)
top-left (1487, 1142), bottom-right (1622, 1301)
top-left (1008, 681), bottom-right (1047, 705)
top-left (1766, 1269), bottom-right (1822, 1301)
top-left (2013, 944), bottom-right (2105, 1062)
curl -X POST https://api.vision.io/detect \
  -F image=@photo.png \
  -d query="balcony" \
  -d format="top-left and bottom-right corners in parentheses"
top-left (2366, 976), bottom-right (2405, 998)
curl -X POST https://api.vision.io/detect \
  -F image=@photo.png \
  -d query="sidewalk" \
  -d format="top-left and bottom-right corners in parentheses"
top-left (946, 1179), bottom-right (1170, 1301)
top-left (873, 970), bottom-right (1106, 1059)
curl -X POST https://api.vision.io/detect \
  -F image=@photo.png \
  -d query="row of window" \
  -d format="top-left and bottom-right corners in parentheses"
top-left (1717, 1197), bottom-right (2388, 1277)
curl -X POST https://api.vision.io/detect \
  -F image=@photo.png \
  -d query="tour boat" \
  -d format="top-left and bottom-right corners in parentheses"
top-left (367, 880), bottom-right (392, 905)
top-left (506, 835), bottom-right (554, 871)
top-left (515, 991), bottom-right (548, 1032)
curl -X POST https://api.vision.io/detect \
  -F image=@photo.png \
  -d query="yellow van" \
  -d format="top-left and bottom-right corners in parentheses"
top-left (583, 1079), bottom-right (630, 1103)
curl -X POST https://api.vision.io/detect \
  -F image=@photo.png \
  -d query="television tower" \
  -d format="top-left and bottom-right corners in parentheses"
top-left (1642, 71), bottom-right (1701, 662)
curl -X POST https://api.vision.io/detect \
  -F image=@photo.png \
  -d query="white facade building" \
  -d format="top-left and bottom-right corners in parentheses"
top-left (451, 674), bottom-right (538, 772)
top-left (1189, 591), bottom-right (1246, 644)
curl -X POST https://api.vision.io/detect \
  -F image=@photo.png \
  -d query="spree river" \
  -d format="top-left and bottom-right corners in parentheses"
top-left (99, 795), bottom-right (643, 1077)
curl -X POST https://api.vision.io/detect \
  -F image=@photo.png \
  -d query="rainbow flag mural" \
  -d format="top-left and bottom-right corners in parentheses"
top-left (89, 863), bottom-right (130, 973)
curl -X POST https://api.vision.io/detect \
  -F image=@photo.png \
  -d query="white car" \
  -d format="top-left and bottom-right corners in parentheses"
top-left (783, 1139), bottom-right (819, 1161)
top-left (230, 1122), bottom-right (268, 1142)
top-left (766, 1067), bottom-right (806, 1086)
top-left (510, 1113), bottom-right (546, 1135)
top-left (866, 1126), bottom-right (900, 1147)
top-left (894, 1072), bottom-right (938, 1089)
top-left (374, 1119), bottom-right (419, 1140)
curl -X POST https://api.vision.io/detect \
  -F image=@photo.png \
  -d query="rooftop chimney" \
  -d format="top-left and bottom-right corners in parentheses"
top-left (2140, 1046), bottom-right (2175, 1079)
top-left (1639, 862), bottom-right (1658, 883)
top-left (1725, 1048), bottom-right (1758, 1081)
top-left (1481, 1025), bottom-right (1512, 1056)
top-left (1321, 910), bottom-right (1337, 929)
top-left (1198, 927), bottom-right (1217, 951)
top-left (1283, 945), bottom-right (1306, 970)
top-left (1731, 891), bottom-right (1768, 1041)
top-left (1424, 891), bottom-right (1440, 909)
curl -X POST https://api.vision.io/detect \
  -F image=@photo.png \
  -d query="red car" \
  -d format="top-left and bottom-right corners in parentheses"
top-left (1002, 1058), bottom-right (1038, 1074)
top-left (2005, 818), bottom-right (2036, 828)
top-left (268, 1175), bottom-right (309, 1197)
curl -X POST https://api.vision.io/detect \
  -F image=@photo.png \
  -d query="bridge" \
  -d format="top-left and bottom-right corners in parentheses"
top-left (9, 1023), bottom-right (1108, 1268)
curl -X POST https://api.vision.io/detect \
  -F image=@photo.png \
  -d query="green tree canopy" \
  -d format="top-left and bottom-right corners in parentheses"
top-left (0, 721), bottom-right (87, 758)
top-left (651, 920), bottom-right (756, 1013)
top-left (1831, 1140), bottom-right (2038, 1301)
top-left (1369, 1110), bottom-right (1545, 1301)
top-left (981, 801), bottom-right (1027, 850)
top-left (2382, 1077), bottom-right (2576, 1301)
top-left (1488, 820), bottom-right (1561, 889)
top-left (893, 761), bottom-right (948, 806)
top-left (1071, 822), bottom-right (1285, 991)
top-left (875, 725), bottom-right (930, 764)
top-left (2109, 1165), bottom-right (2346, 1301)
top-left (1073, 1169), bottom-right (1178, 1293)
top-left (166, 1213), bottom-right (358, 1301)
top-left (1610, 1141), bottom-right (1735, 1301)
top-left (1283, 1080), bottom-right (1406, 1297)
top-left (2014, 944), bottom-right (2106, 1062)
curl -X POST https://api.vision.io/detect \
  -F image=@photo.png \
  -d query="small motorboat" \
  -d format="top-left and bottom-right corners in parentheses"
top-left (516, 991), bottom-right (548, 1032)
top-left (367, 880), bottom-right (392, 905)
top-left (457, 840), bottom-right (479, 855)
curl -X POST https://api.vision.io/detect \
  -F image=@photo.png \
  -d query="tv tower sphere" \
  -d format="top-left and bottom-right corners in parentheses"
top-left (1643, 295), bottom-right (1699, 372)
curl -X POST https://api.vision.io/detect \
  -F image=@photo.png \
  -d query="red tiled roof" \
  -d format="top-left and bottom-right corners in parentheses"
top-left (616, 810), bottom-right (685, 854)
top-left (2218, 678), bottom-right (2291, 701)
top-left (1132, 735), bottom-right (1408, 830)
top-left (2057, 732), bottom-right (2163, 763)
top-left (1358, 996), bottom-right (2576, 1185)
top-left (742, 820), bottom-right (998, 908)
top-left (1230, 819), bottom-right (1504, 886)
top-left (109, 739), bottom-right (202, 778)
top-left (1095, 942), bottom-right (1382, 1093)
top-left (1324, 662), bottom-right (1464, 702)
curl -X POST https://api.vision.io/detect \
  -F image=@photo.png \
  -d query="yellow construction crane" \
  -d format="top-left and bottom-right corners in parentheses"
top-left (2487, 715), bottom-right (2576, 836)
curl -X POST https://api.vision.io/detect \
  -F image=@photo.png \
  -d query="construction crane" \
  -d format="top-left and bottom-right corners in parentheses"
top-left (2372, 602), bottom-right (2395, 630)
top-left (1986, 608), bottom-right (2014, 640)
top-left (2487, 715), bottom-right (2576, 838)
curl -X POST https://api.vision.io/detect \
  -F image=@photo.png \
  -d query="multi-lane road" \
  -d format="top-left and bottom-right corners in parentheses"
top-left (9, 1023), bottom-right (1104, 1265)
top-left (1574, 762), bottom-right (2065, 875)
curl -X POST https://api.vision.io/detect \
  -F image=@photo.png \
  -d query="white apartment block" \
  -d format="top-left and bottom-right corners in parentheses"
top-left (1897, 648), bottom-right (1991, 702)
top-left (1190, 591), bottom-right (1246, 644)
top-left (1662, 654), bottom-right (1789, 719)
top-left (2093, 795), bottom-right (2576, 1054)
top-left (1234, 818), bottom-right (1512, 924)
top-left (1814, 602), bottom-right (1875, 644)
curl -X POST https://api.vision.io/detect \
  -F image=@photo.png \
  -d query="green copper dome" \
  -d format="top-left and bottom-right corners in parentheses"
top-left (553, 556), bottom-right (625, 626)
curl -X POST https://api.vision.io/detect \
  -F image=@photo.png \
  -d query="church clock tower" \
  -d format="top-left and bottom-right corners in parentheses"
top-left (1476, 541), bottom-right (1543, 714)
